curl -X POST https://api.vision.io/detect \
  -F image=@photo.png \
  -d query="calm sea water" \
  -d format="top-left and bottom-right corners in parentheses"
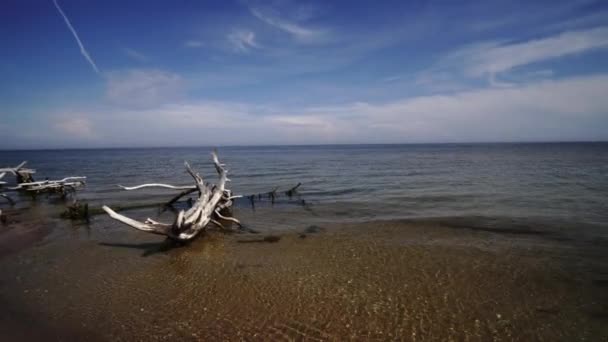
top-left (1, 143), bottom-right (607, 238)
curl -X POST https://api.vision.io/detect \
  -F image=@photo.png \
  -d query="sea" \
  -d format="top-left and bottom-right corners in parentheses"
top-left (1, 142), bottom-right (607, 240)
top-left (1, 142), bottom-right (608, 340)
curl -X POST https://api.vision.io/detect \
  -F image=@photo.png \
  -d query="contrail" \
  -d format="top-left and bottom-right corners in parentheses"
top-left (52, 0), bottom-right (100, 74)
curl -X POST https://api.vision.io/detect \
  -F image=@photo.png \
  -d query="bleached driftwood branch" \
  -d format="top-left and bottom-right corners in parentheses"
top-left (118, 183), bottom-right (195, 191)
top-left (1, 163), bottom-right (87, 212)
top-left (10, 177), bottom-right (86, 193)
top-left (10, 177), bottom-right (86, 189)
top-left (0, 161), bottom-right (36, 175)
top-left (102, 151), bottom-right (242, 241)
top-left (0, 161), bottom-right (36, 184)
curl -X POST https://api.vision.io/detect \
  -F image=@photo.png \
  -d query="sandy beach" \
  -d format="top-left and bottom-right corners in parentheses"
top-left (0, 210), bottom-right (606, 341)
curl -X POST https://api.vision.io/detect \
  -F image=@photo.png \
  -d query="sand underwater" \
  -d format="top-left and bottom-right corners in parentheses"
top-left (0, 204), bottom-right (607, 341)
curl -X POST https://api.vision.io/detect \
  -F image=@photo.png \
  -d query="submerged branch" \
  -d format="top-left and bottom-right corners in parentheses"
top-left (0, 193), bottom-right (15, 205)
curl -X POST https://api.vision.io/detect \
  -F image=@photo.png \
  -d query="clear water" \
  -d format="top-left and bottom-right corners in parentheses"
top-left (1, 143), bottom-right (608, 340)
top-left (1, 143), bottom-right (607, 237)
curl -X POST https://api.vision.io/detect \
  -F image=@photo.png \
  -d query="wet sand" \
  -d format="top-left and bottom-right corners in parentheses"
top-left (0, 215), bottom-right (607, 341)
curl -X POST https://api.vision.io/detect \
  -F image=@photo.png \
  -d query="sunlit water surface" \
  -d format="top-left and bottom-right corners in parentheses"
top-left (1, 143), bottom-right (607, 237)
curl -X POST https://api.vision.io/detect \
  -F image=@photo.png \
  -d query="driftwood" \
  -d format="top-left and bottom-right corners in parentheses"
top-left (0, 161), bottom-right (36, 184)
top-left (61, 199), bottom-right (90, 221)
top-left (1, 161), bottom-right (85, 195)
top-left (246, 182), bottom-right (303, 209)
top-left (1, 155), bottom-right (306, 236)
top-left (103, 151), bottom-right (242, 241)
top-left (10, 177), bottom-right (86, 194)
top-left (1, 162), bottom-right (86, 211)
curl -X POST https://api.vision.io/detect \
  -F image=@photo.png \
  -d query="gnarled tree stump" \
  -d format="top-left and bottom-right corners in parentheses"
top-left (102, 151), bottom-right (242, 241)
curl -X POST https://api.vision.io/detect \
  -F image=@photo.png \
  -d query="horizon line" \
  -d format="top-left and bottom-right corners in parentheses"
top-left (1, 140), bottom-right (607, 152)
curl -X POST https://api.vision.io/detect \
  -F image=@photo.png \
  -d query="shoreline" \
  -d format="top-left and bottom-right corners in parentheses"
top-left (0, 216), bottom-right (606, 340)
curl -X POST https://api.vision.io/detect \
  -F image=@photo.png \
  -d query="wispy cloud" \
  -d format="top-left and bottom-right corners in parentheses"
top-left (184, 40), bottom-right (205, 48)
top-left (123, 48), bottom-right (147, 62)
top-left (7, 73), bottom-right (606, 149)
top-left (451, 26), bottom-right (608, 78)
top-left (249, 7), bottom-right (323, 42)
top-left (544, 10), bottom-right (608, 32)
top-left (415, 70), bottom-right (471, 93)
top-left (105, 69), bottom-right (184, 108)
top-left (416, 26), bottom-right (608, 90)
top-left (381, 75), bottom-right (403, 83)
top-left (54, 117), bottom-right (95, 139)
top-left (227, 30), bottom-right (260, 52)
top-left (52, 0), bottom-right (99, 74)
top-left (289, 75), bottom-right (608, 142)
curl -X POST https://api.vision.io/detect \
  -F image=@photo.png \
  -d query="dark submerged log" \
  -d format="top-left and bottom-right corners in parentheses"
top-left (61, 200), bottom-right (90, 222)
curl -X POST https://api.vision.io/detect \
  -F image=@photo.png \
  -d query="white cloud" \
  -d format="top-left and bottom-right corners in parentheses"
top-left (54, 117), bottom-right (95, 139)
top-left (52, 0), bottom-right (99, 74)
top-left (415, 70), bottom-right (470, 93)
top-left (5, 74), bottom-right (608, 148)
top-left (382, 75), bottom-right (402, 83)
top-left (249, 7), bottom-right (323, 42)
top-left (268, 115), bottom-right (330, 128)
top-left (263, 75), bottom-right (608, 143)
top-left (123, 48), bottom-right (147, 62)
top-left (524, 69), bottom-right (554, 79)
top-left (323, 74), bottom-right (608, 142)
top-left (448, 26), bottom-right (608, 78)
top-left (227, 30), bottom-right (260, 52)
top-left (104, 69), bottom-right (185, 108)
top-left (185, 40), bottom-right (205, 48)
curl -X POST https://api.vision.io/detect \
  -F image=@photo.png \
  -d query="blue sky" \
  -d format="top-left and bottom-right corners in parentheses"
top-left (1, 0), bottom-right (608, 148)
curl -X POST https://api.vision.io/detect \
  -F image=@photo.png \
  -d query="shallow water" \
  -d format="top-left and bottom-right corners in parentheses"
top-left (1, 143), bottom-right (608, 340)
top-left (1, 143), bottom-right (607, 236)
top-left (0, 218), bottom-right (607, 341)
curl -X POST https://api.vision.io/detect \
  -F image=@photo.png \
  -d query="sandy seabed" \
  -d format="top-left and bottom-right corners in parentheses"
top-left (0, 212), bottom-right (607, 341)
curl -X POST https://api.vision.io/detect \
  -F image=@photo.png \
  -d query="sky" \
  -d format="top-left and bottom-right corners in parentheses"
top-left (1, 0), bottom-right (608, 149)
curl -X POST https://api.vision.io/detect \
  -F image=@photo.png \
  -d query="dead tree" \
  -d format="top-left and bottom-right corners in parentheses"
top-left (0, 161), bottom-right (36, 184)
top-left (103, 151), bottom-right (243, 241)
top-left (10, 177), bottom-right (86, 195)
top-left (1, 161), bottom-right (86, 203)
